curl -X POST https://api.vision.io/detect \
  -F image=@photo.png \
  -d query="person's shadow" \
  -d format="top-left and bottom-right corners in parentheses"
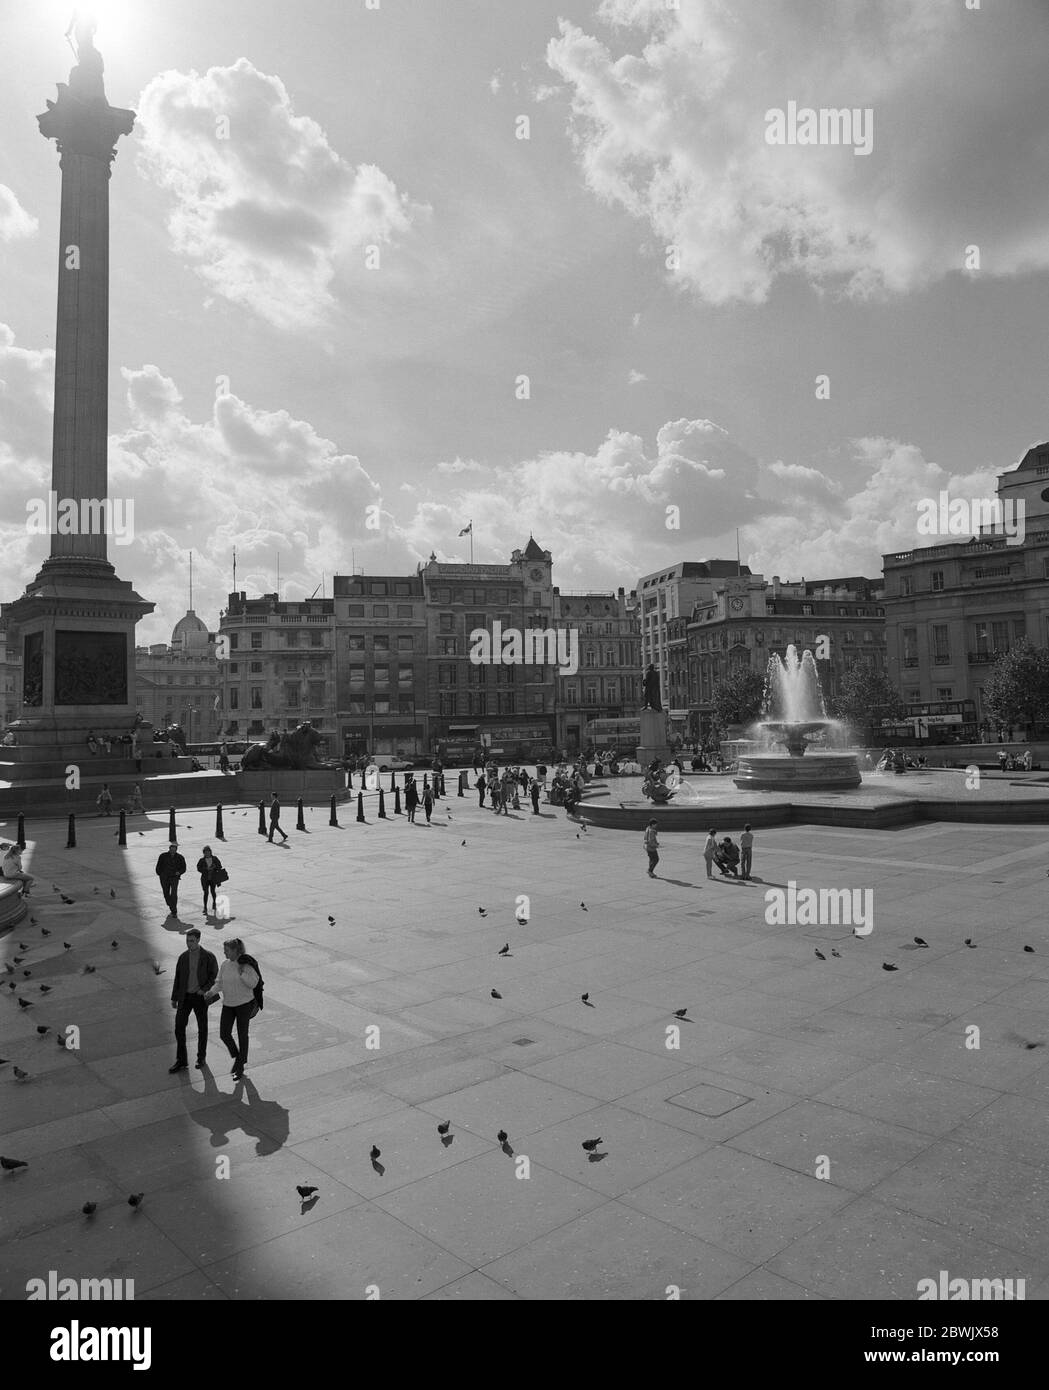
top-left (190, 1068), bottom-right (290, 1156)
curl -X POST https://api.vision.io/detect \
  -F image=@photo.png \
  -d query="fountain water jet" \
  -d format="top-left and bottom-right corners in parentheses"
top-left (733, 645), bottom-right (861, 790)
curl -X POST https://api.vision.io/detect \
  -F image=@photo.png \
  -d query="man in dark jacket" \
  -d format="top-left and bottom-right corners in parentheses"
top-left (268, 792), bottom-right (288, 843)
top-left (156, 841), bottom-right (187, 917)
top-left (169, 928), bottom-right (218, 1072)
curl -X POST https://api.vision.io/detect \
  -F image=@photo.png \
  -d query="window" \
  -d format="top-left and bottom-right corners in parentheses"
top-left (308, 682), bottom-right (325, 707)
top-left (283, 683), bottom-right (299, 708)
top-left (932, 625), bottom-right (950, 663)
top-left (802, 604), bottom-right (813, 616)
top-left (606, 680), bottom-right (618, 703)
top-left (532, 591), bottom-right (542, 607)
top-left (373, 604), bottom-right (389, 618)
top-left (900, 577), bottom-right (912, 597)
top-left (396, 604), bottom-right (413, 618)
top-left (434, 588), bottom-right (450, 605)
top-left (310, 631), bottom-right (324, 647)
top-left (585, 684), bottom-right (598, 705)
top-left (229, 663), bottom-right (239, 675)
top-left (349, 664), bottom-right (365, 689)
top-left (397, 635), bottom-right (413, 652)
top-left (370, 582), bottom-right (388, 596)
top-left (863, 630), bottom-right (873, 643)
top-left (373, 665), bottom-right (389, 687)
top-left (530, 692), bottom-right (545, 712)
top-left (373, 635), bottom-right (389, 651)
top-left (250, 632), bottom-right (262, 650)
top-left (604, 648), bottom-right (615, 665)
top-left (936, 687), bottom-right (953, 701)
top-left (565, 683), bottom-right (578, 704)
top-left (585, 649), bottom-right (596, 667)
top-left (931, 571), bottom-right (945, 592)
top-left (439, 614), bottom-right (455, 632)
top-left (1014, 620), bottom-right (1026, 643)
top-left (439, 693), bottom-right (455, 717)
top-left (250, 687), bottom-right (263, 709)
top-left (347, 604), bottom-right (365, 618)
top-left (249, 661), bottom-right (262, 674)
top-left (902, 628), bottom-right (918, 666)
top-left (397, 667), bottom-right (413, 686)
top-left (438, 664), bottom-right (457, 685)
top-left (466, 613), bottom-right (485, 631)
top-left (394, 583), bottom-right (411, 597)
top-left (229, 689), bottom-right (239, 709)
top-left (374, 697), bottom-right (390, 715)
top-left (398, 696), bottom-right (414, 715)
top-left (992, 621), bottom-right (1009, 652)
top-left (347, 635), bottom-right (364, 651)
top-left (438, 637), bottom-right (457, 655)
top-left (284, 631), bottom-right (300, 648)
top-left (349, 698), bottom-right (365, 715)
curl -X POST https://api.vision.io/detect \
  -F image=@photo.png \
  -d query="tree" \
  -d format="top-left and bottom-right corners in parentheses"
top-left (982, 639), bottom-right (1049, 733)
top-left (711, 668), bottom-right (766, 732)
top-left (829, 664), bottom-right (905, 733)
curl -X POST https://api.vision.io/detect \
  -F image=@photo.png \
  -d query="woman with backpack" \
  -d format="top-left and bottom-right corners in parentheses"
top-left (405, 775), bottom-right (419, 823)
top-left (204, 937), bottom-right (261, 1080)
top-left (196, 844), bottom-right (226, 916)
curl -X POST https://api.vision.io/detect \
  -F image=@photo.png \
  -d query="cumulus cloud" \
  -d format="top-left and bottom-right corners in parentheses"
top-left (0, 185), bottom-right (38, 242)
top-left (627, 369), bottom-right (647, 384)
top-left (135, 59), bottom-right (427, 328)
top-left (547, 0), bottom-right (1049, 303)
top-left (435, 457), bottom-right (485, 475)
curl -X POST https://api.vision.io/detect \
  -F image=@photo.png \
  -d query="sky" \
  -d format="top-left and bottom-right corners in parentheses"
top-left (1, 0), bottom-right (1047, 645)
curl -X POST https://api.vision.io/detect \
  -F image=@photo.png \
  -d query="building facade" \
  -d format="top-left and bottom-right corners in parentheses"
top-left (637, 560), bottom-right (751, 713)
top-left (332, 573), bottom-right (428, 756)
top-left (689, 573), bottom-right (886, 740)
top-left (0, 620), bottom-right (23, 730)
top-left (134, 610), bottom-right (221, 744)
top-left (553, 587), bottom-right (640, 752)
top-left (217, 594), bottom-right (336, 751)
top-left (882, 441), bottom-right (1049, 732)
top-left (420, 537), bottom-right (558, 758)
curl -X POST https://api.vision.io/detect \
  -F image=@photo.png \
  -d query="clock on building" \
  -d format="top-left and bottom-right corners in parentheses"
top-left (730, 597), bottom-right (745, 612)
top-left (530, 568), bottom-right (544, 581)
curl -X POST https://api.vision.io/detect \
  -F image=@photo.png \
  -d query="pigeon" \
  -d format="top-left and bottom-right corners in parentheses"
top-left (63, 943), bottom-right (72, 950)
top-left (581, 993), bottom-right (595, 1007)
top-left (831, 948), bottom-right (842, 958)
top-left (328, 916), bottom-right (335, 925)
top-left (82, 966), bottom-right (96, 975)
top-left (13, 957), bottom-right (23, 965)
top-left (152, 962), bottom-right (164, 975)
top-left (39, 985), bottom-right (51, 994)
top-left (516, 916), bottom-right (528, 926)
top-left (914, 936), bottom-right (928, 947)
top-left (369, 1145), bottom-right (381, 1160)
top-left (17, 997), bottom-right (31, 1009)
top-left (127, 1193), bottom-right (144, 1208)
top-left (82, 1202), bottom-right (96, 1215)
top-left (60, 896), bottom-right (75, 905)
top-left (13, 1067), bottom-right (30, 1082)
top-left (23, 971), bottom-right (31, 978)
top-left (580, 902), bottom-right (588, 911)
top-left (18, 943), bottom-right (28, 952)
top-left (581, 1138), bottom-right (603, 1151)
top-left (0, 1156), bottom-right (28, 1172)
top-left (0, 1057), bottom-right (7, 1065)
top-left (673, 1008), bottom-right (689, 1019)
top-left (1024, 945), bottom-right (1035, 953)
top-left (882, 962), bottom-right (899, 971)
top-left (814, 949), bottom-right (826, 961)
top-left (498, 944), bottom-right (510, 956)
top-left (496, 1130), bottom-right (508, 1144)
top-left (478, 908), bottom-right (488, 917)
top-left (490, 989), bottom-right (502, 999)
top-left (6, 982), bottom-right (14, 991)
top-left (36, 1025), bottom-right (50, 1036)
top-left (56, 1036), bottom-right (66, 1049)
top-left (964, 939), bottom-right (977, 948)
top-left (461, 840), bottom-right (467, 847)
top-left (93, 887), bottom-right (99, 894)
top-left (296, 1185), bottom-right (318, 1199)
top-left (110, 941), bottom-right (119, 950)
top-left (110, 890), bottom-right (116, 898)
top-left (40, 928), bottom-right (50, 937)
top-left (437, 1121), bottom-right (451, 1135)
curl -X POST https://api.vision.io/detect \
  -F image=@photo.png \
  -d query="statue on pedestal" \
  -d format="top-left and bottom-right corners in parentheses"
top-left (642, 663), bottom-right (662, 712)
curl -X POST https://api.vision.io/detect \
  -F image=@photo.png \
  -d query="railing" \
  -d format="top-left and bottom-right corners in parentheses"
top-left (967, 651), bottom-right (1001, 664)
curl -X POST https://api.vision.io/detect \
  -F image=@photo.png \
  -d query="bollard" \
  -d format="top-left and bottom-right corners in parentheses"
top-left (168, 807), bottom-right (177, 839)
top-left (16, 812), bottom-right (26, 848)
top-left (296, 797), bottom-right (306, 831)
top-left (329, 794), bottom-right (339, 827)
top-left (458, 771), bottom-right (465, 797)
top-left (65, 812), bottom-right (76, 849)
top-left (388, 771), bottom-right (395, 793)
top-left (215, 804), bottom-right (225, 840)
top-left (346, 768), bottom-right (353, 791)
top-left (257, 801), bottom-right (266, 835)
top-left (394, 786), bottom-right (402, 815)
top-left (357, 791), bottom-right (365, 822)
top-left (117, 810), bottom-right (127, 847)
top-left (378, 788), bottom-right (387, 818)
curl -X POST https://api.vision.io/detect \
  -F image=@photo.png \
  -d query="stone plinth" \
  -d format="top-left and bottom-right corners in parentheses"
top-left (637, 707), bottom-right (671, 767)
top-left (235, 770), bottom-right (349, 802)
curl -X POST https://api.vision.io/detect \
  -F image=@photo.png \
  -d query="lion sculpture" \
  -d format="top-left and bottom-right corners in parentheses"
top-left (241, 721), bottom-right (335, 771)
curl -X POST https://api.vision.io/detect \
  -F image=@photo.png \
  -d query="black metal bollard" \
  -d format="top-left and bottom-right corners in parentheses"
top-left (65, 813), bottom-right (76, 849)
top-left (357, 791), bottom-right (365, 822)
top-left (378, 788), bottom-right (387, 818)
top-left (329, 794), bottom-right (339, 827)
top-left (296, 797), bottom-right (306, 831)
top-left (394, 786), bottom-right (402, 815)
top-left (117, 810), bottom-right (127, 847)
top-left (458, 771), bottom-right (465, 797)
top-left (257, 801), bottom-right (266, 835)
top-left (215, 804), bottom-right (225, 840)
top-left (389, 770), bottom-right (396, 793)
top-left (346, 768), bottom-right (353, 790)
top-left (168, 807), bottom-right (177, 839)
top-left (16, 812), bottom-right (26, 848)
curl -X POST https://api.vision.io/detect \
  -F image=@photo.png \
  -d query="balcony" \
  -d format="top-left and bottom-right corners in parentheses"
top-left (967, 650), bottom-right (1002, 664)
top-left (902, 657), bottom-right (919, 668)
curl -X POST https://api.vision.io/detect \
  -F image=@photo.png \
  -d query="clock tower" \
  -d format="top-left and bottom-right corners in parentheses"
top-left (511, 535), bottom-right (553, 619)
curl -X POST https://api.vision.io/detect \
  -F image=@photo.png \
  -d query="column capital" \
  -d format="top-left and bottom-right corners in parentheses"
top-left (38, 84), bottom-right (135, 162)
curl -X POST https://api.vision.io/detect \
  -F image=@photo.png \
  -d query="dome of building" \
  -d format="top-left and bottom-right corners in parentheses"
top-left (171, 610), bottom-right (210, 651)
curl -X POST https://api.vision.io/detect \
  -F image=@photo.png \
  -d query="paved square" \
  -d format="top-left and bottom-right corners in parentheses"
top-left (2, 793), bottom-right (1048, 1299)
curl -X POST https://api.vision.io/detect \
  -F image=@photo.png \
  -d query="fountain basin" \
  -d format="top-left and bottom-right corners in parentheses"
top-left (734, 752), bottom-right (861, 791)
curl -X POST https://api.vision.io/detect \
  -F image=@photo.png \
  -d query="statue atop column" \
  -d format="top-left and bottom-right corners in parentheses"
top-left (66, 10), bottom-right (106, 101)
top-left (642, 663), bottom-right (662, 712)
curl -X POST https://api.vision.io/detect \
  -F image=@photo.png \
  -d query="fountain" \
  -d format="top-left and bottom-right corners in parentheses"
top-left (733, 645), bottom-right (861, 790)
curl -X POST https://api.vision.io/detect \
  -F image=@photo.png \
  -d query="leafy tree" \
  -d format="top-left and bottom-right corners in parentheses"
top-left (982, 639), bottom-right (1049, 732)
top-left (829, 664), bottom-right (905, 732)
top-left (711, 668), bottom-right (766, 732)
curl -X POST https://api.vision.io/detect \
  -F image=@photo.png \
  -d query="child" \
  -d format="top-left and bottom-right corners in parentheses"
top-left (96, 783), bottom-right (114, 816)
top-left (643, 819), bottom-right (659, 878)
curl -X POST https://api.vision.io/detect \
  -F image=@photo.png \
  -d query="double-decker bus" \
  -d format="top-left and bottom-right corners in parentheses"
top-left (584, 717), bottom-right (640, 754)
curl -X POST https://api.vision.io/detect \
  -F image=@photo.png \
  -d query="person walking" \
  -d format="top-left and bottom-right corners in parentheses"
top-left (2, 842), bottom-right (34, 896)
top-left (703, 828), bottom-right (718, 879)
top-left (128, 783), bottom-right (144, 815)
top-left (422, 779), bottom-right (434, 823)
top-left (643, 819), bottom-right (660, 878)
top-left (96, 783), bottom-right (113, 816)
top-left (500, 773), bottom-right (512, 814)
top-left (203, 937), bottom-right (260, 1080)
top-left (476, 771), bottom-right (487, 807)
top-left (530, 777), bottom-right (541, 815)
top-left (169, 928), bottom-right (218, 1073)
top-left (489, 779), bottom-right (501, 815)
top-left (131, 728), bottom-right (142, 773)
top-left (740, 824), bottom-right (754, 880)
top-left (219, 740), bottom-right (230, 774)
top-left (156, 841), bottom-right (187, 918)
top-left (196, 844), bottom-right (225, 916)
top-left (405, 775), bottom-right (419, 823)
top-left (267, 792), bottom-right (288, 843)
top-left (86, 729), bottom-right (99, 755)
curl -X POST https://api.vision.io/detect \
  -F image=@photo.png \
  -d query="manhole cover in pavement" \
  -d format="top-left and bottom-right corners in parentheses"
top-left (512, 1037), bottom-right (536, 1046)
top-left (666, 1083), bottom-right (752, 1117)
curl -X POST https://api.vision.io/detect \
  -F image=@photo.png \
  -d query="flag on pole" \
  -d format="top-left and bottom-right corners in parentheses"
top-left (458, 521), bottom-right (473, 536)
top-left (213, 694), bottom-right (221, 712)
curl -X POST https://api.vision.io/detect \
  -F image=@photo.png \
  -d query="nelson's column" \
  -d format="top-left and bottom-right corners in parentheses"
top-left (3, 16), bottom-right (155, 782)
